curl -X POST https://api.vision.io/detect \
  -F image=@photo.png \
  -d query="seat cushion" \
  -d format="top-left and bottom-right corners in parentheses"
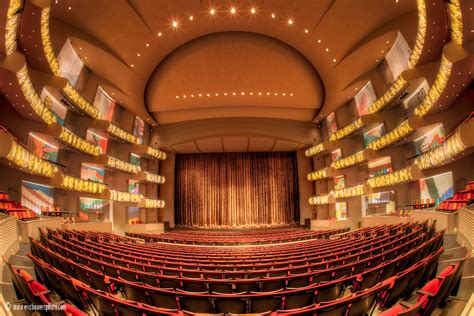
top-left (438, 266), bottom-right (454, 277)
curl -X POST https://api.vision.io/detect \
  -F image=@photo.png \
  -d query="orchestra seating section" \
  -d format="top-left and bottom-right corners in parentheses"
top-left (0, 192), bottom-right (38, 221)
top-left (437, 182), bottom-right (474, 213)
top-left (3, 222), bottom-right (468, 315)
top-left (126, 227), bottom-right (349, 245)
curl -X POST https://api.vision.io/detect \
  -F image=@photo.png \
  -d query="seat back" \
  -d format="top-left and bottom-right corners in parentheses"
top-left (214, 296), bottom-right (247, 314)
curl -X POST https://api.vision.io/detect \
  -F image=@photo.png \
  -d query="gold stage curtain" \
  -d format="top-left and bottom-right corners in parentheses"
top-left (175, 152), bottom-right (299, 228)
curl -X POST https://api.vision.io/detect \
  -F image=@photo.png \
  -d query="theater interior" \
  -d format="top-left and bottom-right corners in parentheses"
top-left (0, 0), bottom-right (473, 315)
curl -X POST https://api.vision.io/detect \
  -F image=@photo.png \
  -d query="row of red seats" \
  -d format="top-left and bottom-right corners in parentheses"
top-left (0, 192), bottom-right (39, 221)
top-left (62, 224), bottom-right (409, 259)
top-left (50, 224), bottom-right (422, 270)
top-left (27, 229), bottom-right (447, 314)
top-left (437, 181), bottom-right (474, 213)
top-left (127, 227), bottom-right (348, 245)
top-left (379, 251), bottom-right (469, 316)
top-left (3, 257), bottom-right (86, 316)
top-left (39, 229), bottom-right (429, 291)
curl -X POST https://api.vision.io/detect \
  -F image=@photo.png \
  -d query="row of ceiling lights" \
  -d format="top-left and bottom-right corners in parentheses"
top-left (176, 92), bottom-right (294, 99)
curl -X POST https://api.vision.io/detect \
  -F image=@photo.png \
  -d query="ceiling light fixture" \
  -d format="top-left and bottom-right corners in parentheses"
top-left (271, 13), bottom-right (276, 18)
top-left (333, 58), bottom-right (336, 62)
top-left (325, 48), bottom-right (329, 52)
top-left (288, 19), bottom-right (293, 25)
top-left (189, 15), bottom-right (194, 21)
top-left (210, 8), bottom-right (216, 15)
top-left (145, 43), bottom-right (149, 47)
top-left (158, 32), bottom-right (162, 37)
top-left (250, 8), bottom-right (256, 14)
top-left (317, 39), bottom-right (321, 43)
top-left (304, 29), bottom-right (309, 33)
top-left (172, 20), bottom-right (179, 28)
top-left (230, 7), bottom-right (236, 14)
top-left (137, 53), bottom-right (141, 57)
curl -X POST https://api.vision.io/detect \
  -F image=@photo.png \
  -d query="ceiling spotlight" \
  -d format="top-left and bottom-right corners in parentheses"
top-left (215, 93), bottom-right (219, 96)
top-left (224, 92), bottom-right (228, 96)
top-left (210, 8), bottom-right (216, 15)
top-left (250, 8), bottom-right (256, 14)
top-left (325, 48), bottom-right (329, 52)
top-left (198, 94), bottom-right (202, 97)
top-left (271, 13), bottom-right (276, 18)
top-left (232, 92), bottom-right (236, 96)
top-left (145, 43), bottom-right (149, 47)
top-left (137, 53), bottom-right (141, 57)
top-left (172, 20), bottom-right (179, 28)
top-left (274, 93), bottom-right (278, 96)
top-left (191, 94), bottom-right (194, 98)
top-left (189, 15), bottom-right (194, 21)
top-left (68, 6), bottom-right (71, 10)
top-left (317, 39), bottom-right (321, 43)
top-left (130, 64), bottom-right (134, 67)
top-left (250, 92), bottom-right (253, 95)
top-left (230, 7), bottom-right (236, 14)
top-left (266, 92), bottom-right (270, 95)
top-left (206, 93), bottom-right (210, 97)
top-left (333, 58), bottom-right (337, 63)
top-left (304, 29), bottom-right (309, 33)
top-left (288, 19), bottom-right (293, 25)
top-left (282, 93), bottom-right (286, 96)
top-left (241, 92), bottom-right (245, 95)
top-left (79, 47), bottom-right (82, 50)
top-left (176, 96), bottom-right (179, 99)
top-left (258, 92), bottom-right (262, 95)
top-left (158, 32), bottom-right (162, 37)
top-left (290, 93), bottom-right (294, 96)
top-left (183, 95), bottom-right (187, 98)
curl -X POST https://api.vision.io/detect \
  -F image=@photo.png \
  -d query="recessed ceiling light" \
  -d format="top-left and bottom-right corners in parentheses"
top-left (333, 59), bottom-right (336, 62)
top-left (183, 95), bottom-right (187, 98)
top-left (230, 7), bottom-right (236, 14)
top-left (288, 19), bottom-right (293, 25)
top-left (198, 94), bottom-right (202, 97)
top-left (158, 32), bottom-right (162, 37)
top-left (224, 92), bottom-right (228, 96)
top-left (282, 93), bottom-right (286, 96)
top-left (386, 40), bottom-right (389, 44)
top-left (241, 92), bottom-right (245, 95)
top-left (191, 94), bottom-right (194, 98)
top-left (250, 92), bottom-right (253, 95)
top-left (131, 64), bottom-right (134, 67)
top-left (145, 43), bottom-right (149, 47)
top-left (215, 93), bottom-right (219, 96)
top-left (325, 48), bottom-right (329, 52)
top-left (172, 20), bottom-right (179, 28)
top-left (290, 93), bottom-right (294, 96)
top-left (137, 53), bottom-right (141, 57)
top-left (210, 8), bottom-right (216, 15)
top-left (68, 6), bottom-right (71, 10)
top-left (304, 29), bottom-right (309, 33)
top-left (84, 56), bottom-right (87, 59)
top-left (271, 13), bottom-right (276, 18)
top-left (250, 8), bottom-right (256, 14)
top-left (317, 39), bottom-right (321, 43)
top-left (206, 93), bottom-right (210, 97)
top-left (266, 92), bottom-right (270, 95)
top-left (79, 47), bottom-right (82, 50)
top-left (258, 92), bottom-right (262, 95)
top-left (189, 16), bottom-right (194, 21)
top-left (176, 96), bottom-right (179, 99)
top-left (232, 92), bottom-right (236, 96)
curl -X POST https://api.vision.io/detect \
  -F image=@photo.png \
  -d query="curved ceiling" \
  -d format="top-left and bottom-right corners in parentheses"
top-left (146, 32), bottom-right (324, 124)
top-left (48, 0), bottom-right (418, 127)
top-left (34, 0), bottom-right (423, 153)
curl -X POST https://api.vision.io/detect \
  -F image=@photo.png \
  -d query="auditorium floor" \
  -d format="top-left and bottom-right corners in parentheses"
top-left (1, 235), bottom-right (473, 315)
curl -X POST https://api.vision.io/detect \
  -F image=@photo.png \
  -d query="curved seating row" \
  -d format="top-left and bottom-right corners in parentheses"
top-left (32, 230), bottom-right (433, 293)
top-left (125, 227), bottom-right (350, 245)
top-left (44, 225), bottom-right (425, 277)
top-left (55, 223), bottom-right (419, 262)
top-left (26, 232), bottom-right (447, 315)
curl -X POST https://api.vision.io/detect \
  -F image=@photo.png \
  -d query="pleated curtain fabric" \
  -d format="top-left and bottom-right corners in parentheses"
top-left (175, 152), bottom-right (299, 228)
